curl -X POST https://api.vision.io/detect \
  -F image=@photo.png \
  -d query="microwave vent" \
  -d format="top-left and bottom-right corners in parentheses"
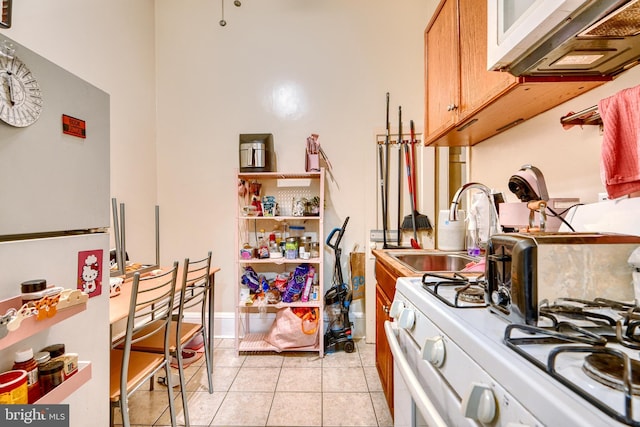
top-left (579, 0), bottom-right (640, 38)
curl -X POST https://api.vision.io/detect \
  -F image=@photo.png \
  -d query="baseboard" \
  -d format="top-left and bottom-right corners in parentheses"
top-left (184, 311), bottom-right (367, 340)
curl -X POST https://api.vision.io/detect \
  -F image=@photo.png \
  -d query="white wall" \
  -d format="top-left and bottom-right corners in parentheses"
top-left (1, 0), bottom-right (159, 262)
top-left (154, 0), bottom-right (438, 339)
top-left (471, 67), bottom-right (640, 203)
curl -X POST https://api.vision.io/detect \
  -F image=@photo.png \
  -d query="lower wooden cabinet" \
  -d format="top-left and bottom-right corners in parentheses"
top-left (376, 284), bottom-right (393, 414)
top-left (374, 258), bottom-right (400, 415)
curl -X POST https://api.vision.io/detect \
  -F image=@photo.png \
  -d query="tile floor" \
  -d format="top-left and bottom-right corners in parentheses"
top-left (113, 338), bottom-right (393, 427)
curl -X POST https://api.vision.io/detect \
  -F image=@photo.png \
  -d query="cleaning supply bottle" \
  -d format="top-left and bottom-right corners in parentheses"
top-left (466, 211), bottom-right (481, 257)
top-left (257, 229), bottom-right (269, 259)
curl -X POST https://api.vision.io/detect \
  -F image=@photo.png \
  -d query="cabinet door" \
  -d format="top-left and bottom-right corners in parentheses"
top-left (425, 0), bottom-right (459, 138)
top-left (458, 0), bottom-right (516, 119)
top-left (376, 285), bottom-right (394, 415)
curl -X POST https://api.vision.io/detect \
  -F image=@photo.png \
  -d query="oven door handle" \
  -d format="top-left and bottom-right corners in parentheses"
top-left (384, 320), bottom-right (449, 427)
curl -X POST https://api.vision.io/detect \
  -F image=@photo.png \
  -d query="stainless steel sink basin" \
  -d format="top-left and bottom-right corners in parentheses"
top-left (389, 251), bottom-right (479, 272)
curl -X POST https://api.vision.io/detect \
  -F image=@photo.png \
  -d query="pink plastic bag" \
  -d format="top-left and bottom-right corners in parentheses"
top-left (265, 307), bottom-right (319, 351)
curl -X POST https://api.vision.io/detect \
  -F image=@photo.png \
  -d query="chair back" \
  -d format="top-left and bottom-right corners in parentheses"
top-left (115, 262), bottom-right (179, 386)
top-left (176, 252), bottom-right (212, 338)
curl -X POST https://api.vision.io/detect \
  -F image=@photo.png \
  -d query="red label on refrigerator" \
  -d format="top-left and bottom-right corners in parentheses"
top-left (62, 114), bottom-right (86, 138)
top-left (78, 249), bottom-right (103, 298)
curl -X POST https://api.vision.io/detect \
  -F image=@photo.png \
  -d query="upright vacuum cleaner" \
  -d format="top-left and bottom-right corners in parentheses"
top-left (324, 216), bottom-right (355, 353)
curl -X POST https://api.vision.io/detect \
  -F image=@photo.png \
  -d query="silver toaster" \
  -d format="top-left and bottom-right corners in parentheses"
top-left (485, 232), bottom-right (640, 325)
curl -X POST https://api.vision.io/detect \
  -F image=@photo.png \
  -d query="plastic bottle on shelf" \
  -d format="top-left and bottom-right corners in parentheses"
top-left (257, 229), bottom-right (270, 259)
top-left (12, 348), bottom-right (40, 403)
top-left (268, 232), bottom-right (281, 258)
top-left (466, 211), bottom-right (481, 257)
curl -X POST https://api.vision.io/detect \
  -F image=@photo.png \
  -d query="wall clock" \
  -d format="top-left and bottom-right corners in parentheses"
top-left (0, 49), bottom-right (43, 127)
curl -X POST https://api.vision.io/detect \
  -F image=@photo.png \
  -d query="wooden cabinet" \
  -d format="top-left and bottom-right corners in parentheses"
top-left (374, 257), bottom-right (399, 415)
top-left (425, 0), bottom-right (459, 138)
top-left (376, 284), bottom-right (393, 414)
top-left (235, 170), bottom-right (326, 355)
top-left (424, 0), bottom-right (610, 147)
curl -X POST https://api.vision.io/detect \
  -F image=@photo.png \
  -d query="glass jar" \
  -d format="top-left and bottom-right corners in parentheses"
top-left (34, 352), bottom-right (50, 397)
top-left (12, 348), bottom-right (40, 403)
top-left (310, 242), bottom-right (320, 258)
top-left (38, 360), bottom-right (64, 395)
top-left (292, 197), bottom-right (306, 217)
top-left (285, 237), bottom-right (298, 260)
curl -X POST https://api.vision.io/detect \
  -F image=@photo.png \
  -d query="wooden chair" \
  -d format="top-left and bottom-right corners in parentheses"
top-left (110, 262), bottom-right (179, 427)
top-left (130, 252), bottom-right (213, 426)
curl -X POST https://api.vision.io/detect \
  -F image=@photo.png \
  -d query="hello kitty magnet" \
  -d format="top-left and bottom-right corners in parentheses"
top-left (77, 249), bottom-right (103, 298)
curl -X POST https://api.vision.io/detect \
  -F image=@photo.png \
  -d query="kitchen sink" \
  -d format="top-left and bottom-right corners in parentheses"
top-left (389, 251), bottom-right (479, 272)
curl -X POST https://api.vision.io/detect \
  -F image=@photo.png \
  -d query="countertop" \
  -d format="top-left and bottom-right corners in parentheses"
top-left (372, 248), bottom-right (485, 278)
top-left (372, 248), bottom-right (435, 278)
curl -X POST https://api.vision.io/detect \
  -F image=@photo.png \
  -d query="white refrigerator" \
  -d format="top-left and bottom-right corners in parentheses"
top-left (0, 33), bottom-right (110, 425)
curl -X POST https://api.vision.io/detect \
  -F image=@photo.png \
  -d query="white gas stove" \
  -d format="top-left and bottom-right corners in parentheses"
top-left (387, 274), bottom-right (640, 427)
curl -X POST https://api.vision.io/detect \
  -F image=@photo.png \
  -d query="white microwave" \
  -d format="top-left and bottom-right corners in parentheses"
top-left (487, 0), bottom-right (590, 71)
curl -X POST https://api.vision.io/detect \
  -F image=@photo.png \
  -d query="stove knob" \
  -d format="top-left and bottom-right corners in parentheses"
top-left (462, 383), bottom-right (496, 423)
top-left (389, 300), bottom-right (405, 318)
top-left (397, 308), bottom-right (415, 329)
top-left (491, 287), bottom-right (510, 307)
top-left (422, 336), bottom-right (445, 367)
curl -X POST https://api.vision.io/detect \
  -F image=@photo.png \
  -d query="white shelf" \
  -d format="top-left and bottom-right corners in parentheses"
top-left (236, 170), bottom-right (325, 356)
top-left (35, 362), bottom-right (92, 404)
top-left (238, 171), bottom-right (322, 180)
top-left (0, 294), bottom-right (87, 348)
top-left (0, 293), bottom-right (91, 405)
top-left (240, 215), bottom-right (321, 221)
top-left (239, 257), bottom-right (321, 265)
top-left (238, 301), bottom-right (322, 309)
top-left (238, 333), bottom-right (319, 353)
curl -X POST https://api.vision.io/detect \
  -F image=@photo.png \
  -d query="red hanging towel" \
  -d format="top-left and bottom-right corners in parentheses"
top-left (598, 84), bottom-right (640, 199)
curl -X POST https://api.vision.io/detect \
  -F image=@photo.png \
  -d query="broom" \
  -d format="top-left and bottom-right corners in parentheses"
top-left (401, 120), bottom-right (432, 241)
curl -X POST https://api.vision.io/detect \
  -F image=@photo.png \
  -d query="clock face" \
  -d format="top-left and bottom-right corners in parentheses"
top-left (0, 53), bottom-right (43, 127)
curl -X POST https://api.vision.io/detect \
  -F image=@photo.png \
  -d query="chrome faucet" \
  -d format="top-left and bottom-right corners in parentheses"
top-left (449, 182), bottom-right (501, 237)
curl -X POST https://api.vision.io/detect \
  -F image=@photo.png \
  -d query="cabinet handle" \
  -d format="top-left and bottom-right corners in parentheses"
top-left (383, 305), bottom-right (390, 314)
top-left (447, 104), bottom-right (458, 111)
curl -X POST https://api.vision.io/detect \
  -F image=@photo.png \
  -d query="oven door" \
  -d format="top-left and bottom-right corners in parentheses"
top-left (385, 321), bottom-right (479, 427)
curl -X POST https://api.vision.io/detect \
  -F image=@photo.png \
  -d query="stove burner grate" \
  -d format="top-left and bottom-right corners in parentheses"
top-left (583, 353), bottom-right (640, 396)
top-left (421, 272), bottom-right (487, 309)
top-left (505, 322), bottom-right (640, 426)
top-left (455, 285), bottom-right (485, 304)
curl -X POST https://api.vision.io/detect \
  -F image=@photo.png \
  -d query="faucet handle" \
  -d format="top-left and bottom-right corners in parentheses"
top-left (527, 200), bottom-right (547, 232)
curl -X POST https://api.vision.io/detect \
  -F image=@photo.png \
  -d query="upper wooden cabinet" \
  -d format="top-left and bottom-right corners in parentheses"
top-left (424, 0), bottom-right (610, 147)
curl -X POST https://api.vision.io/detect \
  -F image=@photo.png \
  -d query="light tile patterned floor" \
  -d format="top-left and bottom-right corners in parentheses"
top-left (112, 338), bottom-right (393, 427)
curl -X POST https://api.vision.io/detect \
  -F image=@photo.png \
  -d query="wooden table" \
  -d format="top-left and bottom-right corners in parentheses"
top-left (109, 264), bottom-right (220, 366)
